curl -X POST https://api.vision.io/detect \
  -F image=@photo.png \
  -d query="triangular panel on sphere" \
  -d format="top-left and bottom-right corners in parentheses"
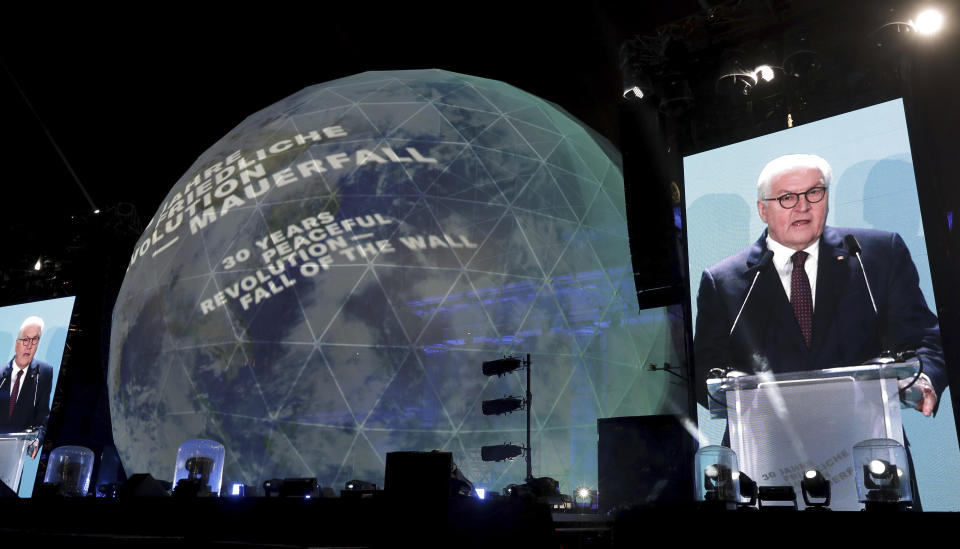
top-left (509, 118), bottom-right (564, 161)
top-left (513, 212), bottom-right (580, 279)
top-left (245, 342), bottom-right (320, 420)
top-left (470, 147), bottom-right (543, 205)
top-left (274, 422), bottom-right (360, 487)
top-left (357, 103), bottom-right (430, 139)
top-left (184, 342), bottom-right (271, 420)
top-left (471, 117), bottom-right (539, 160)
top-left (363, 353), bottom-right (448, 431)
top-left (433, 103), bottom-right (503, 144)
top-left (415, 347), bottom-right (489, 431)
top-left (317, 344), bottom-right (410, 424)
top-left (465, 214), bottom-right (544, 279)
top-left (356, 78), bottom-right (431, 104)
top-left (424, 147), bottom-right (506, 204)
top-left (469, 83), bottom-right (536, 116)
top-left (511, 165), bottom-right (579, 222)
top-left (385, 103), bottom-right (466, 143)
top-left (387, 200), bottom-right (471, 269)
top-left (431, 82), bottom-right (499, 112)
top-left (372, 266), bottom-right (462, 346)
top-left (319, 268), bottom-right (412, 347)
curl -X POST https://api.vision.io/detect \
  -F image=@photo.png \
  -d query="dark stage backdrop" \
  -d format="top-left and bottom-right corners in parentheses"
top-left (108, 70), bottom-right (682, 494)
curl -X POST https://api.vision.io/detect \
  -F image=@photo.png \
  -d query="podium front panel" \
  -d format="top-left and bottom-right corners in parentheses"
top-left (0, 434), bottom-right (35, 492)
top-left (729, 376), bottom-right (902, 510)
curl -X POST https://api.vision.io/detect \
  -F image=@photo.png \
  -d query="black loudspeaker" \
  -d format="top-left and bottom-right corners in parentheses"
top-left (597, 415), bottom-right (694, 513)
top-left (385, 451), bottom-right (452, 504)
top-left (116, 473), bottom-right (171, 497)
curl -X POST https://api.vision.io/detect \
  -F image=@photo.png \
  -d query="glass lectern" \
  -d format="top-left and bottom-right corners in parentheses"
top-left (0, 431), bottom-right (39, 494)
top-left (706, 360), bottom-right (920, 510)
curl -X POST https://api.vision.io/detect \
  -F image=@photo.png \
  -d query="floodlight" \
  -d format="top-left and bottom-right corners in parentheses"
top-left (914, 9), bottom-right (944, 35)
top-left (481, 396), bottom-right (524, 415)
top-left (34, 258), bottom-right (42, 271)
top-left (482, 357), bottom-right (522, 377)
top-left (480, 444), bottom-right (523, 462)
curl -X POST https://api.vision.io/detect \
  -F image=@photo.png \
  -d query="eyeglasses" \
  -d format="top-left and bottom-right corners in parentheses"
top-left (16, 337), bottom-right (40, 347)
top-left (761, 186), bottom-right (827, 209)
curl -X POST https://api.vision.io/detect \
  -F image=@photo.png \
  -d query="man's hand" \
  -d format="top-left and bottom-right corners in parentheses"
top-left (900, 374), bottom-right (937, 417)
top-left (29, 440), bottom-right (39, 459)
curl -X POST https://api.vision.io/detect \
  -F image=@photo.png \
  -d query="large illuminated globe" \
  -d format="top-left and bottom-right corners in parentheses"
top-left (109, 69), bottom-right (671, 492)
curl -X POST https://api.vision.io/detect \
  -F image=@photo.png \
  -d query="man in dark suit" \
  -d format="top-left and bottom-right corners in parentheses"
top-left (0, 316), bottom-right (53, 458)
top-left (693, 154), bottom-right (945, 415)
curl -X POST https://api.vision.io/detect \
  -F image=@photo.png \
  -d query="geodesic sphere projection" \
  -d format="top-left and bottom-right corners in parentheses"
top-left (109, 69), bottom-right (670, 492)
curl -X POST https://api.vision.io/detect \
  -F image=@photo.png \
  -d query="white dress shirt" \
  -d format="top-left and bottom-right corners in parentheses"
top-left (766, 236), bottom-right (819, 309)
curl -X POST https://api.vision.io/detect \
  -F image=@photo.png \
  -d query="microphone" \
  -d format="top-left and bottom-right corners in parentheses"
top-left (729, 250), bottom-right (774, 336)
top-left (843, 234), bottom-right (878, 315)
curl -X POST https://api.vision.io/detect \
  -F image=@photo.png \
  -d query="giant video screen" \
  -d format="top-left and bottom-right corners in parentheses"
top-left (0, 296), bottom-right (75, 497)
top-left (683, 99), bottom-right (960, 510)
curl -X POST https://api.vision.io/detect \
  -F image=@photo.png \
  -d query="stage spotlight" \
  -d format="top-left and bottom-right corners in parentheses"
top-left (33, 258), bottom-right (41, 271)
top-left (482, 356), bottom-right (522, 377)
top-left (738, 472), bottom-right (758, 508)
top-left (623, 86), bottom-right (645, 100)
top-left (620, 56), bottom-right (653, 100)
top-left (854, 438), bottom-right (913, 510)
top-left (345, 479), bottom-right (377, 491)
top-left (342, 478), bottom-right (377, 499)
top-left (574, 486), bottom-right (597, 509)
top-left (695, 446), bottom-right (740, 508)
top-left (801, 469), bottom-right (831, 509)
top-left (703, 463), bottom-right (737, 502)
top-left (657, 72), bottom-right (694, 116)
top-left (480, 444), bottom-right (523, 462)
top-left (475, 487), bottom-right (486, 500)
top-left (482, 396), bottom-right (524, 415)
top-left (172, 439), bottom-right (224, 498)
top-left (753, 65), bottom-right (775, 82)
top-left (38, 446), bottom-right (95, 497)
top-left (914, 9), bottom-right (944, 35)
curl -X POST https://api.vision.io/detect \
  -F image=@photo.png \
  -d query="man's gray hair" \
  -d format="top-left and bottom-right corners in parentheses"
top-left (18, 316), bottom-right (44, 338)
top-left (757, 154), bottom-right (832, 200)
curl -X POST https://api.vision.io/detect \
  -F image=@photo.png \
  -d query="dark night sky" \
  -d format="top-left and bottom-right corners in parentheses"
top-left (1, 5), bottom-right (651, 247)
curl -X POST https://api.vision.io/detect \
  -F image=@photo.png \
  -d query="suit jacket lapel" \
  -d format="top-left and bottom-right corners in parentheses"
top-left (811, 228), bottom-right (852, 357)
top-left (744, 233), bottom-right (808, 364)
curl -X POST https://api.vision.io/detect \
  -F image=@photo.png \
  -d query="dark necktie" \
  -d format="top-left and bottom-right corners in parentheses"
top-left (8, 370), bottom-right (23, 419)
top-left (791, 251), bottom-right (813, 348)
